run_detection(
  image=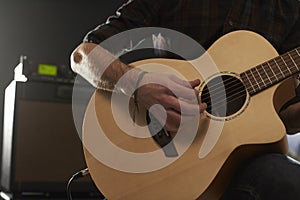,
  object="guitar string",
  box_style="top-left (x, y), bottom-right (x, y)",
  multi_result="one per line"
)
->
top-left (202, 67), bottom-right (299, 114)
top-left (201, 79), bottom-right (243, 105)
top-left (205, 89), bottom-right (247, 112)
top-left (201, 65), bottom-right (299, 111)
top-left (200, 55), bottom-right (299, 102)
top-left (200, 50), bottom-right (299, 99)
top-left (198, 54), bottom-right (298, 108)
top-left (200, 77), bottom-right (240, 99)
top-left (204, 51), bottom-right (299, 111)
top-left (200, 68), bottom-right (298, 108)
top-left (200, 61), bottom-right (297, 103)
top-left (244, 55), bottom-right (299, 93)
top-left (201, 49), bottom-right (300, 114)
